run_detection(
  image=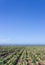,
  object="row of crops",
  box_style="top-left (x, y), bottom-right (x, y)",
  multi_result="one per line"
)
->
top-left (0, 46), bottom-right (45, 65)
top-left (0, 46), bottom-right (24, 65)
top-left (26, 46), bottom-right (45, 65)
